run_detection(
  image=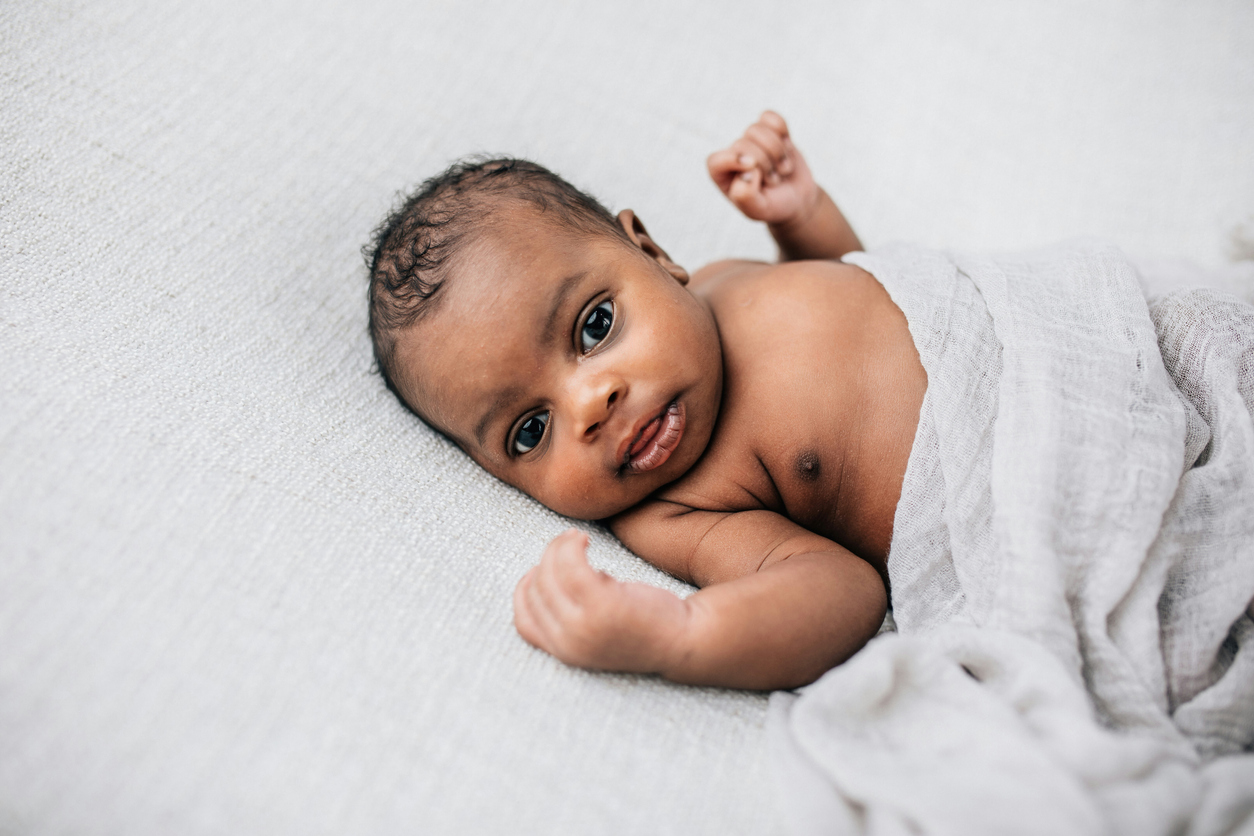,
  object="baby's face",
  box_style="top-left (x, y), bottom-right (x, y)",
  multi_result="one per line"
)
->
top-left (394, 207), bottom-right (723, 520)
